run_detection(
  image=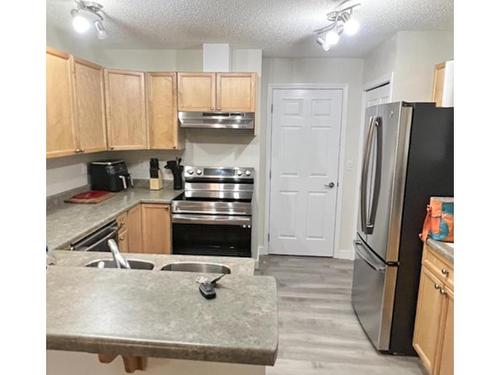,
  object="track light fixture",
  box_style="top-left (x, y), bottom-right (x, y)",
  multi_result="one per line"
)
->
top-left (70, 0), bottom-right (108, 39)
top-left (314, 0), bottom-right (361, 52)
